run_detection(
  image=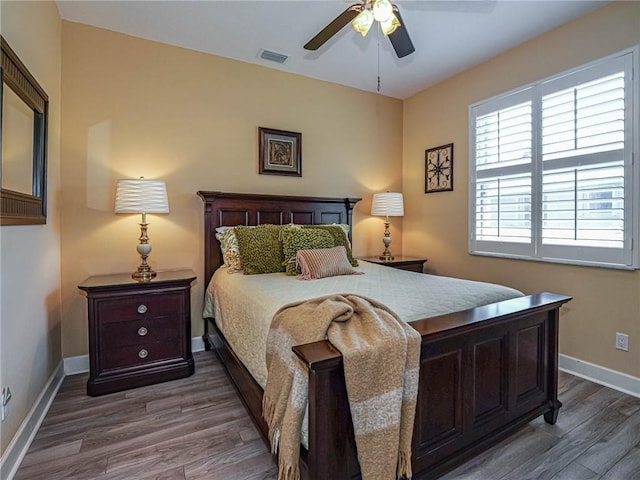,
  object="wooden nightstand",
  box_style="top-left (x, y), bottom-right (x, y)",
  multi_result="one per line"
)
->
top-left (359, 256), bottom-right (427, 273)
top-left (78, 269), bottom-right (197, 396)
